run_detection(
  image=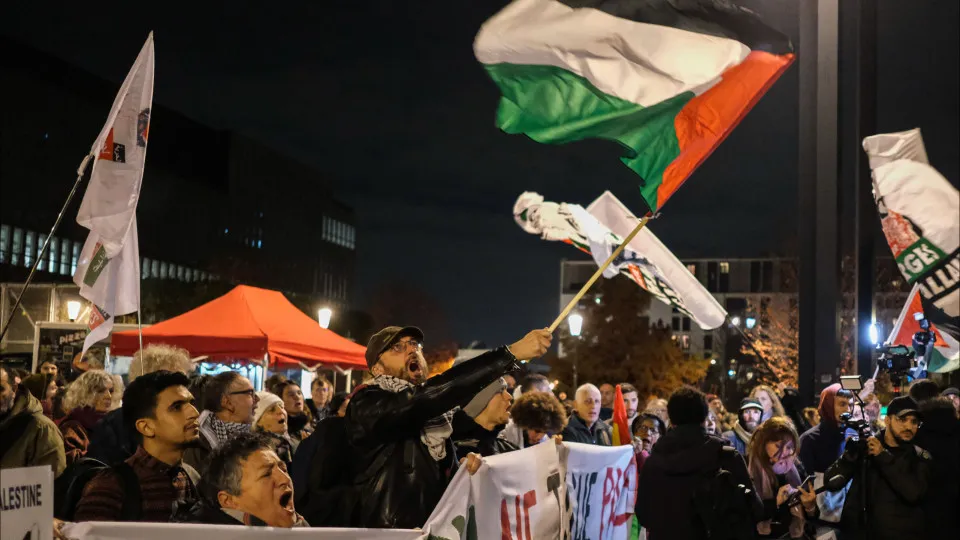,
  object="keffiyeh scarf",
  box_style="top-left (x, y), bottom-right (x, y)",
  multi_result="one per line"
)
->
top-left (209, 414), bottom-right (251, 447)
top-left (367, 375), bottom-right (455, 461)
